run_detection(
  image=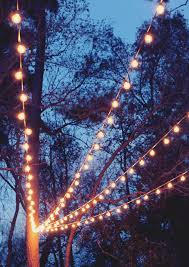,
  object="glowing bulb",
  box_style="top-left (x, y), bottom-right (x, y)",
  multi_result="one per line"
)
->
top-left (83, 163), bottom-right (89, 170)
top-left (180, 175), bottom-right (186, 182)
top-left (24, 165), bottom-right (30, 172)
top-left (130, 59), bottom-right (139, 69)
top-left (77, 222), bottom-right (81, 226)
top-left (93, 199), bottom-right (97, 205)
top-left (17, 44), bottom-right (26, 54)
top-left (19, 93), bottom-right (28, 102)
top-left (110, 182), bottom-right (116, 188)
top-left (65, 225), bottom-right (68, 229)
top-left (22, 143), bottom-right (29, 151)
top-left (11, 12), bottom-right (22, 24)
top-left (106, 211), bottom-right (111, 217)
top-left (123, 204), bottom-right (128, 209)
top-left (74, 211), bottom-right (78, 216)
top-left (112, 100), bottom-right (119, 108)
top-left (26, 154), bottom-right (32, 162)
top-left (75, 180), bottom-right (79, 186)
top-left (75, 173), bottom-right (80, 179)
top-left (27, 196), bottom-right (32, 201)
top-left (17, 112), bottom-right (25, 120)
top-left (163, 138), bottom-right (170, 145)
top-left (144, 195), bottom-right (149, 201)
top-left (28, 189), bottom-right (33, 195)
top-left (86, 204), bottom-right (90, 209)
top-left (99, 194), bottom-right (104, 200)
top-left (123, 81), bottom-right (131, 91)
top-left (144, 33), bottom-right (153, 44)
top-left (139, 159), bottom-right (145, 166)
top-left (87, 154), bottom-right (93, 161)
top-left (167, 182), bottom-right (173, 189)
top-left (136, 199), bottom-right (141, 205)
top-left (69, 214), bottom-right (73, 219)
top-left (68, 187), bottom-right (74, 193)
top-left (26, 182), bottom-right (31, 189)
top-left (173, 125), bottom-right (180, 133)
top-left (25, 128), bottom-right (32, 136)
top-left (156, 189), bottom-right (161, 195)
top-left (129, 168), bottom-right (135, 175)
top-left (72, 224), bottom-right (76, 228)
top-left (64, 216), bottom-right (68, 221)
top-left (91, 217), bottom-right (95, 222)
top-left (15, 70), bottom-right (23, 80)
top-left (156, 4), bottom-right (165, 15)
top-left (99, 215), bottom-right (103, 220)
top-left (107, 116), bottom-right (114, 125)
top-left (28, 174), bottom-right (33, 181)
top-left (116, 208), bottom-right (121, 213)
top-left (149, 149), bottom-right (156, 157)
top-left (97, 131), bottom-right (105, 139)
top-left (93, 144), bottom-right (100, 151)
top-left (120, 175), bottom-right (126, 182)
top-left (85, 220), bottom-right (89, 225)
top-left (65, 193), bottom-right (71, 199)
top-left (105, 189), bottom-right (110, 195)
